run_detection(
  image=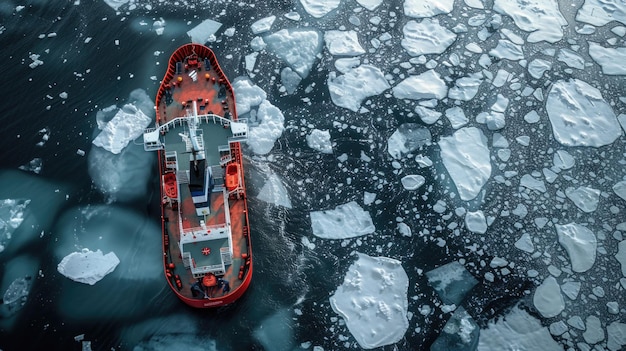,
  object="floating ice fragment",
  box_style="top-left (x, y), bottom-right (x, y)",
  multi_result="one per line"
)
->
top-left (306, 129), bottom-right (333, 154)
top-left (324, 30), bottom-right (365, 56)
top-left (247, 100), bottom-right (285, 155)
top-left (18, 158), bottom-right (42, 174)
top-left (232, 77), bottom-right (267, 115)
top-left (557, 49), bottom-right (585, 69)
top-left (583, 316), bottom-right (604, 344)
top-left (515, 233), bottom-right (534, 253)
top-left (426, 261), bottom-right (478, 305)
top-left (565, 186), bottom-right (600, 212)
top-left (553, 150), bottom-right (575, 170)
top-left (533, 276), bottom-right (564, 318)
top-left (257, 174), bottom-right (292, 209)
top-left (329, 253), bottom-right (409, 349)
top-left (401, 175), bottom-right (425, 190)
top-left (0, 199), bottom-right (31, 253)
top-left (186, 19), bottom-right (222, 44)
top-left (561, 281), bottom-right (581, 300)
top-left (415, 106), bottom-right (442, 124)
top-left (401, 18), bottom-right (457, 56)
top-left (607, 321), bottom-right (626, 351)
top-left (387, 123), bottom-right (431, 159)
top-left (328, 65), bottom-right (390, 112)
top-left (431, 307), bottom-right (479, 351)
top-left (356, 0), bottom-right (383, 11)
top-left (92, 103), bottom-right (152, 155)
top-left (397, 222), bottom-right (411, 237)
top-left (546, 79), bottom-right (622, 147)
top-left (616, 241), bottom-right (626, 276)
top-left (494, 0), bottom-right (566, 43)
top-left (615, 181), bottom-right (626, 201)
top-left (489, 40), bottom-right (524, 61)
top-left (576, 0), bottom-right (626, 27)
top-left (556, 223), bottom-right (597, 273)
top-left (465, 211), bottom-right (487, 234)
top-left (264, 29), bottom-right (322, 79)
top-left (251, 15), bottom-right (276, 35)
top-left (392, 70), bottom-right (448, 100)
top-left (589, 42), bottom-right (626, 75)
top-left (57, 249), bottom-right (120, 285)
top-left (310, 201), bottom-right (375, 239)
top-left (527, 59), bottom-right (552, 79)
top-left (439, 127), bottom-right (491, 201)
top-left (403, 0), bottom-right (454, 18)
top-left (448, 73), bottom-right (483, 101)
top-left (520, 174), bottom-right (546, 193)
top-left (280, 67), bottom-right (302, 94)
top-left (103, 0), bottom-right (130, 11)
top-left (299, 0), bottom-right (340, 18)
